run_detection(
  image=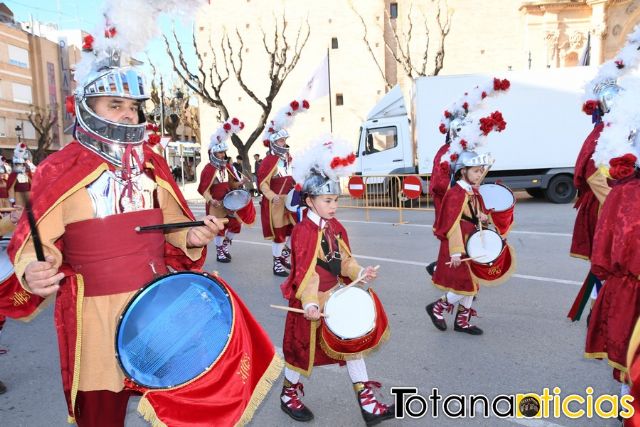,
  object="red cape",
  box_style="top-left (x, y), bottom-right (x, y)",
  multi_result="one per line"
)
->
top-left (429, 142), bottom-right (451, 220)
top-left (6, 141), bottom-right (207, 420)
top-left (571, 123), bottom-right (605, 260)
